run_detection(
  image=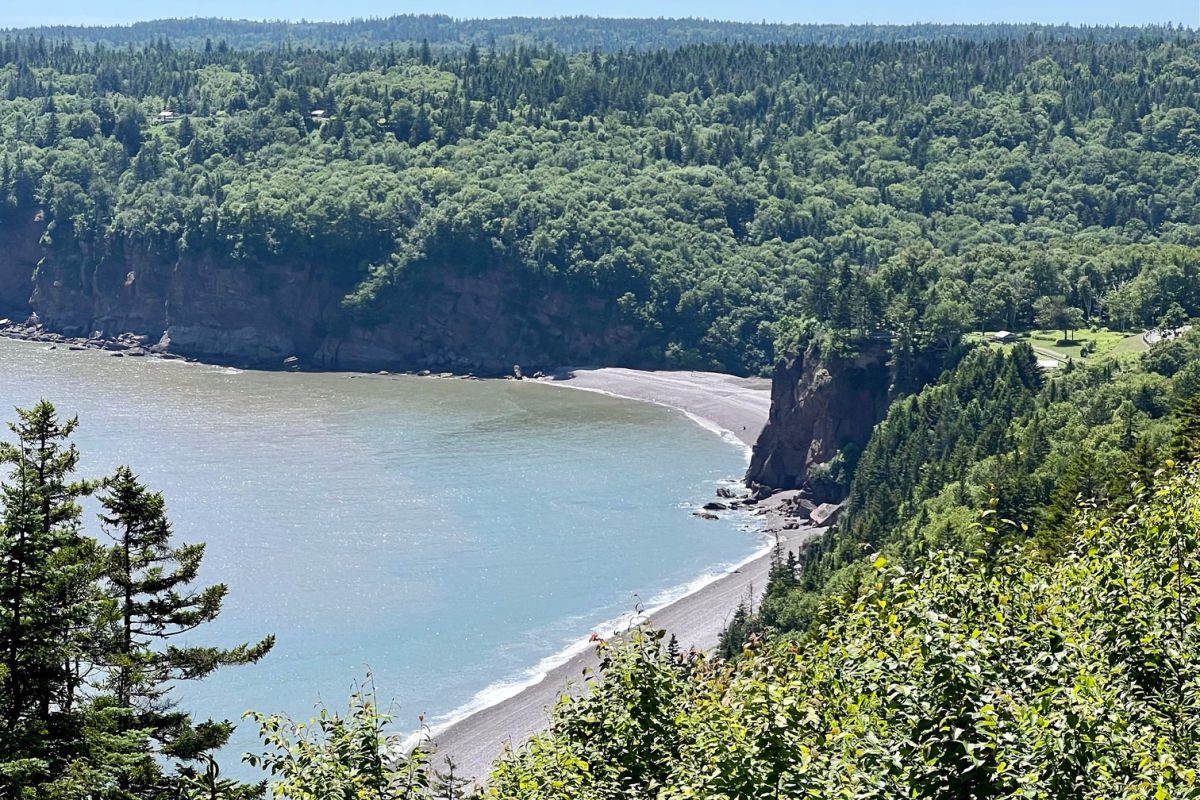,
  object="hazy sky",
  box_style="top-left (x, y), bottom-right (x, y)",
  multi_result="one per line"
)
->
top-left (1, 0), bottom-right (1195, 28)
